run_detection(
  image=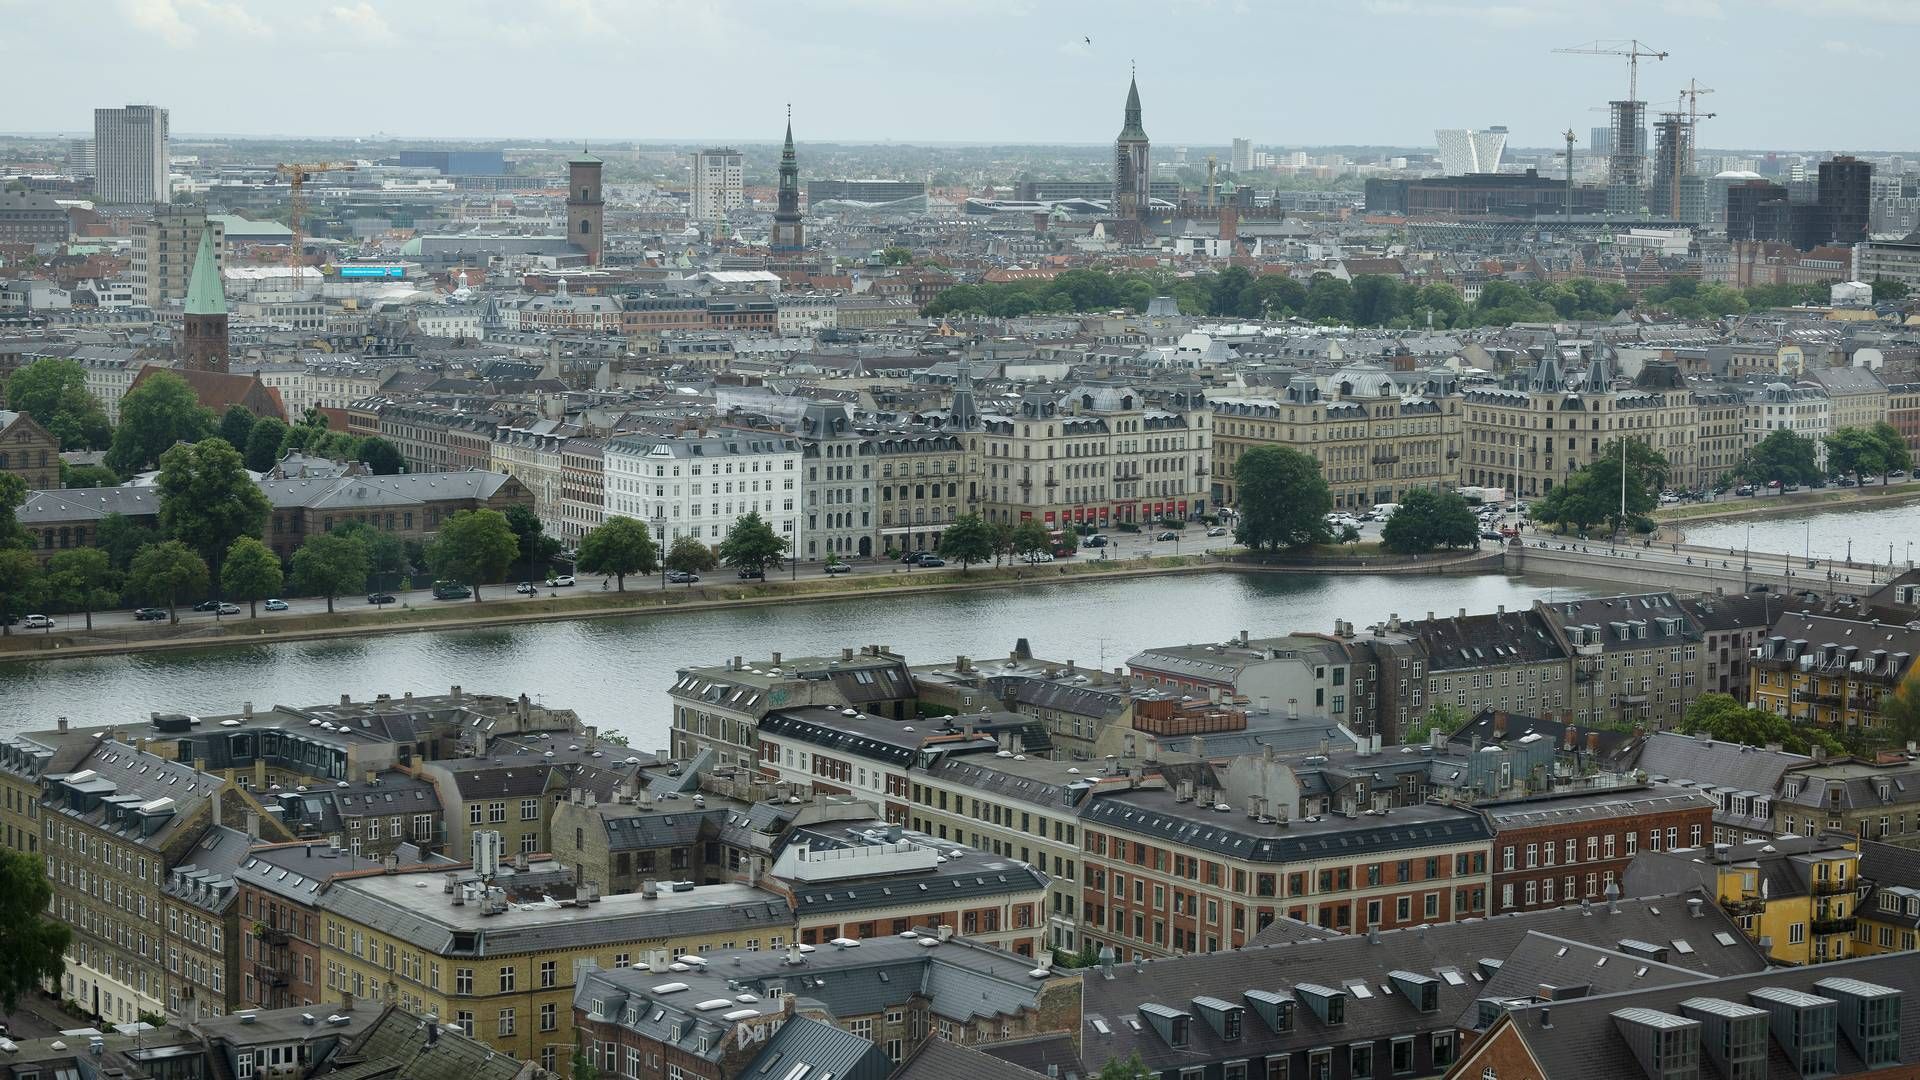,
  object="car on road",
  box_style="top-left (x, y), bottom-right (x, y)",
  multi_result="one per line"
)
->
top-left (133, 607), bottom-right (168, 621)
top-left (914, 554), bottom-right (946, 567)
top-left (516, 582), bottom-right (538, 595)
top-left (192, 599), bottom-right (222, 612)
top-left (367, 592), bottom-right (397, 605)
top-left (431, 581), bottom-right (471, 600)
top-left (1085, 534), bottom-right (1108, 547)
top-left (1481, 530), bottom-right (1504, 541)
top-left (1206, 526), bottom-right (1229, 537)
top-left (1892, 469), bottom-right (1909, 478)
top-left (736, 568), bottom-right (765, 580)
top-left (217, 602), bottom-right (241, 616)
top-left (825, 561), bottom-right (852, 575)
top-left (264, 598), bottom-right (288, 612)
top-left (666, 570), bottom-right (702, 583)
top-left (23, 614), bottom-right (54, 629)
top-left (1021, 551), bottom-right (1054, 564)
top-left (1735, 485), bottom-right (1755, 496)
top-left (1155, 531), bottom-right (1179, 541)
top-left (547, 575), bottom-right (576, 587)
